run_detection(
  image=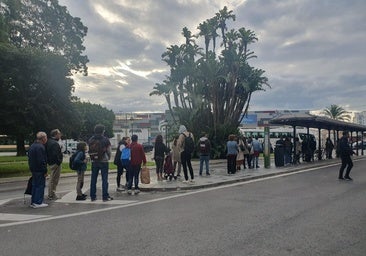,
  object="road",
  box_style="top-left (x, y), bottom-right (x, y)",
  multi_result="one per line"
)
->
top-left (1, 159), bottom-right (366, 256)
